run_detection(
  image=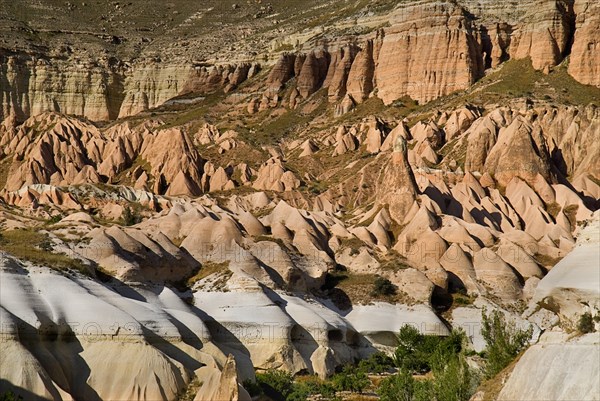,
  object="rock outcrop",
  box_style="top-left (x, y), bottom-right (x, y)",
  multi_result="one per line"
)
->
top-left (374, 2), bottom-right (484, 104)
top-left (509, 0), bottom-right (574, 72)
top-left (377, 136), bottom-right (418, 223)
top-left (569, 0), bottom-right (600, 86)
